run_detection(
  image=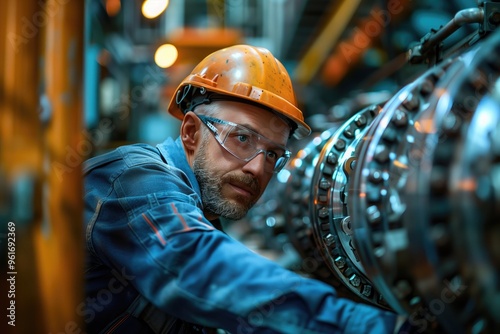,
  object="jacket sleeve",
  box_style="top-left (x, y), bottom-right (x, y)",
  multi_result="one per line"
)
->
top-left (89, 161), bottom-right (398, 334)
